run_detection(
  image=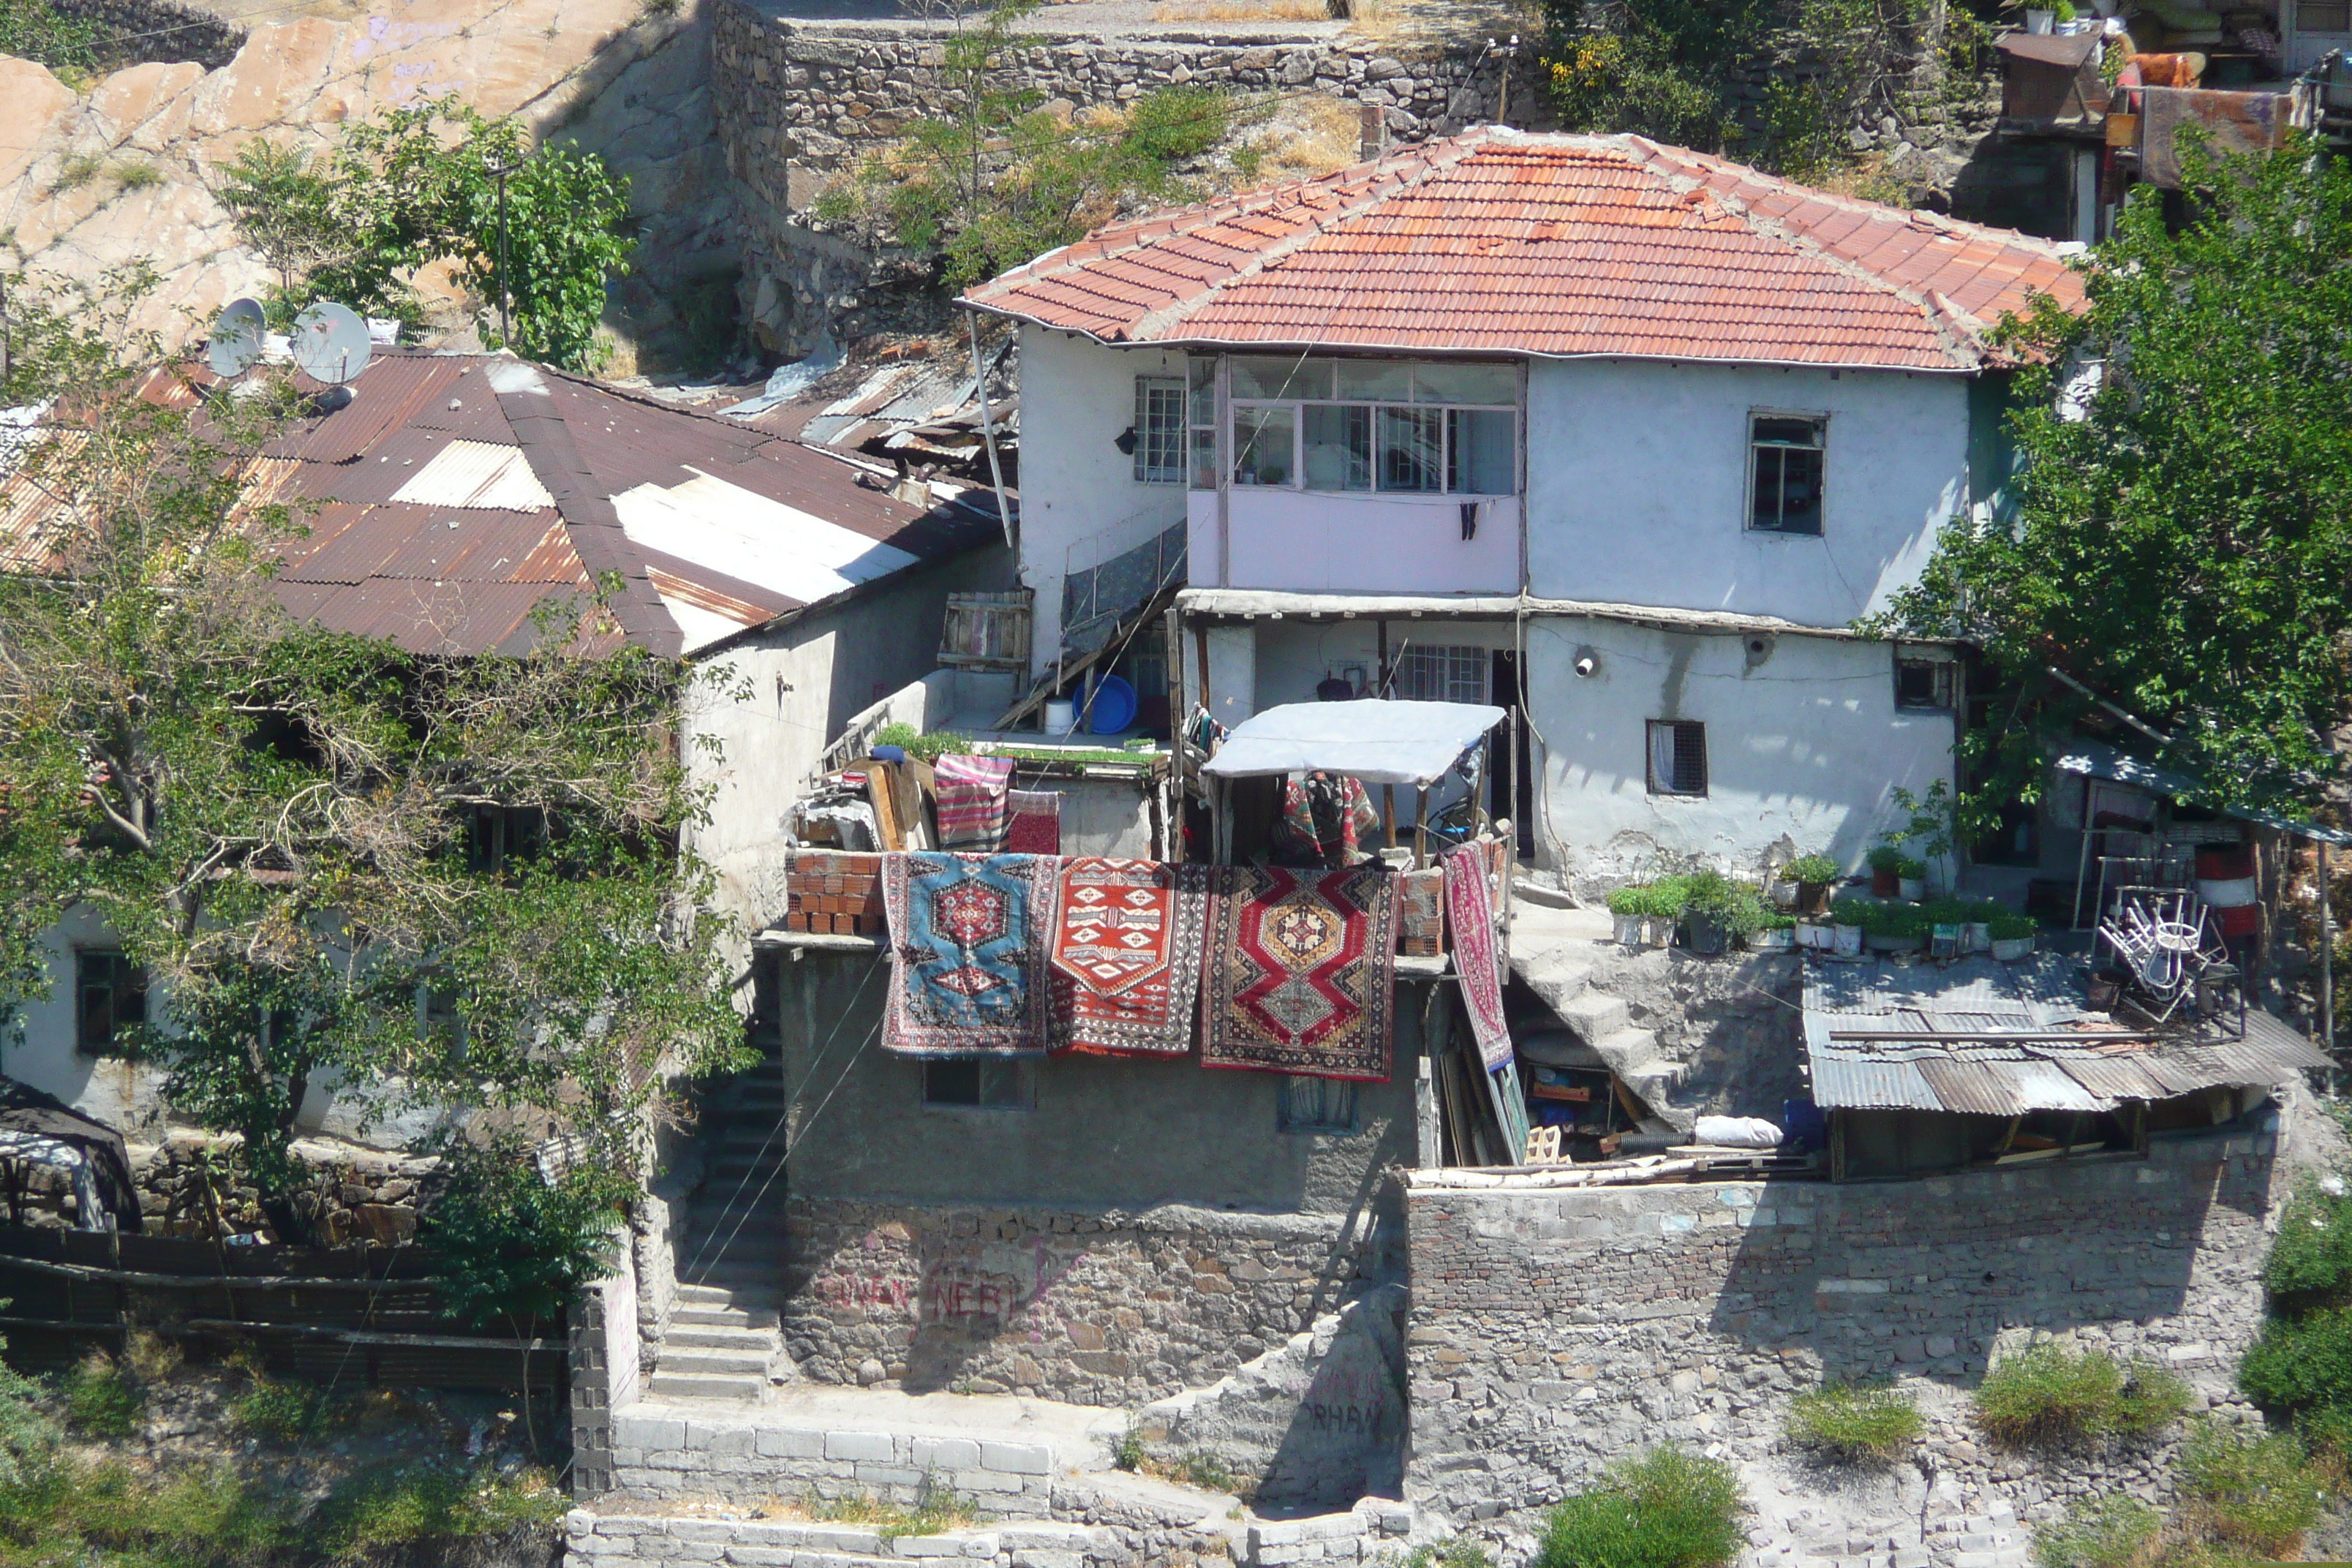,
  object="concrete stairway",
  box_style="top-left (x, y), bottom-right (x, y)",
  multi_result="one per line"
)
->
top-left (1507, 897), bottom-right (1692, 1130)
top-left (651, 1027), bottom-right (794, 1402)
